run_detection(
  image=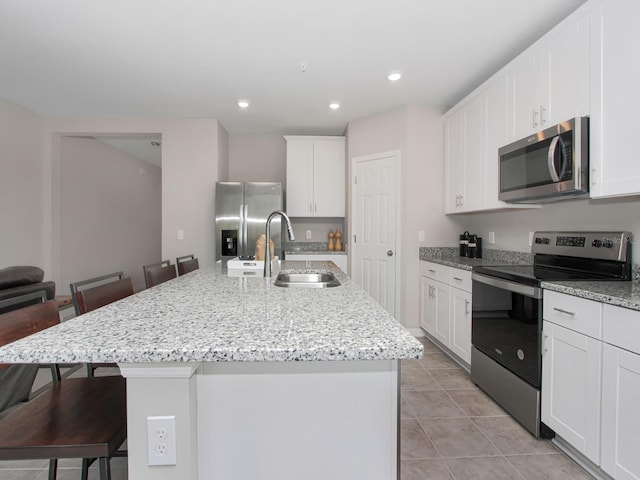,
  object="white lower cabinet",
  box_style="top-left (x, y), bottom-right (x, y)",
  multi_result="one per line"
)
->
top-left (432, 280), bottom-right (451, 347)
top-left (542, 291), bottom-right (602, 464)
top-left (601, 304), bottom-right (640, 480)
top-left (450, 287), bottom-right (471, 363)
top-left (419, 261), bottom-right (471, 365)
top-left (541, 321), bottom-right (602, 463)
top-left (542, 291), bottom-right (640, 479)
